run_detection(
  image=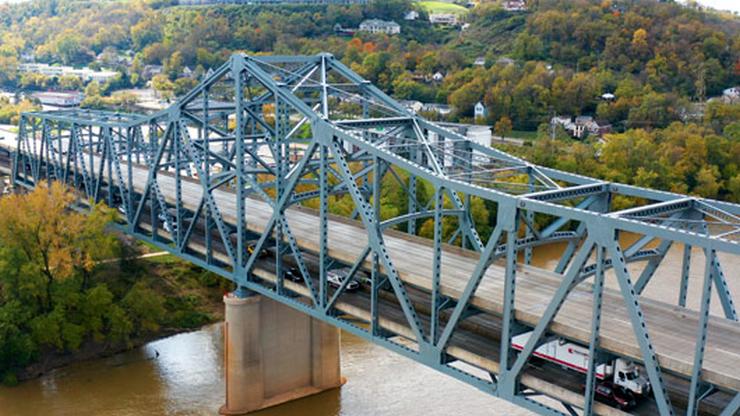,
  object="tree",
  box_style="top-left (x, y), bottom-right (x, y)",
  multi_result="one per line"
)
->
top-left (512, 32), bottom-right (544, 61)
top-left (52, 30), bottom-right (91, 65)
top-left (0, 182), bottom-right (117, 311)
top-left (59, 75), bottom-right (82, 91)
top-left (694, 165), bottom-right (721, 198)
top-left (630, 28), bottom-right (649, 58)
top-left (84, 81), bottom-right (102, 98)
top-left (0, 183), bottom-right (128, 381)
top-left (122, 282), bottom-right (165, 335)
top-left (494, 116), bottom-right (513, 139)
top-left (0, 99), bottom-right (38, 124)
top-left (0, 55), bottom-right (18, 85)
top-left (164, 51), bottom-right (184, 80)
top-left (151, 74), bottom-right (175, 100)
